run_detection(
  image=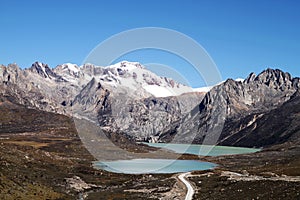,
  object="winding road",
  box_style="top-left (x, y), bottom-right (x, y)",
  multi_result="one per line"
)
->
top-left (178, 172), bottom-right (194, 200)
